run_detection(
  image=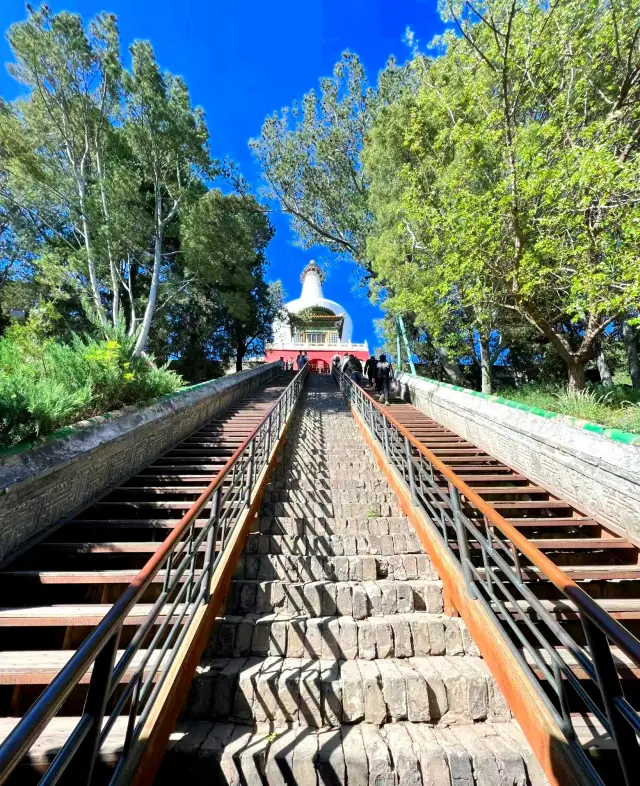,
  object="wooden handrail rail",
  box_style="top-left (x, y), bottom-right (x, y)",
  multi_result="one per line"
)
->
top-left (352, 376), bottom-right (640, 667)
